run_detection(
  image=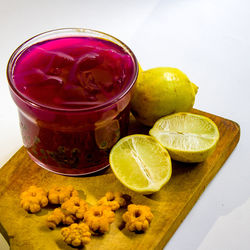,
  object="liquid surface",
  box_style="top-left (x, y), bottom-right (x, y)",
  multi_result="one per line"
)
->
top-left (12, 37), bottom-right (135, 109)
